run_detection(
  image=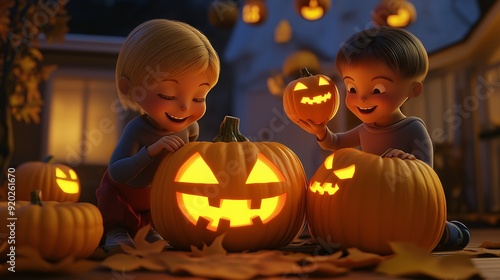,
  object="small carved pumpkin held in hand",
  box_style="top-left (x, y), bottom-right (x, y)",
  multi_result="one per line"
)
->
top-left (307, 148), bottom-right (446, 255)
top-left (283, 67), bottom-right (340, 125)
top-left (151, 116), bottom-right (307, 252)
top-left (16, 156), bottom-right (80, 202)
